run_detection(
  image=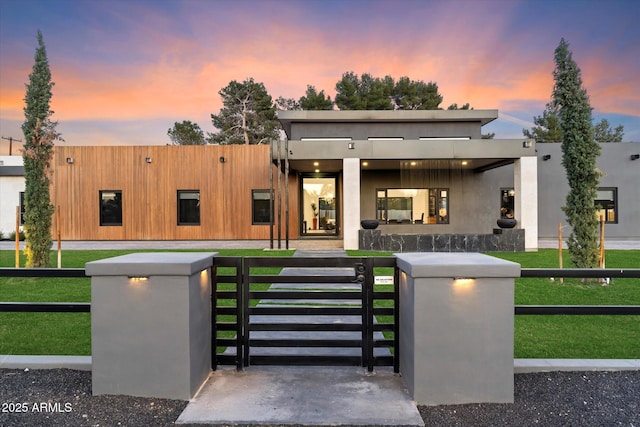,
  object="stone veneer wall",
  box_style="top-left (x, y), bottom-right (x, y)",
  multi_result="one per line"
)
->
top-left (359, 229), bottom-right (525, 252)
